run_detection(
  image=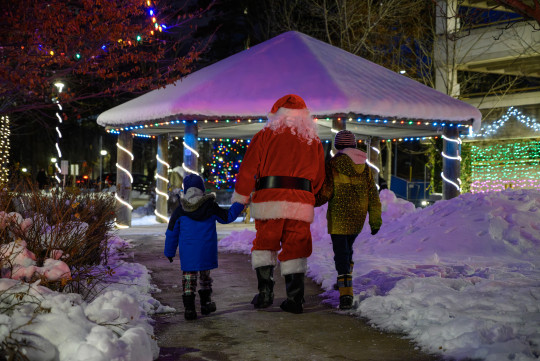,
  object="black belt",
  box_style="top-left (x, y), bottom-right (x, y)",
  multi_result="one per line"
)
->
top-left (255, 176), bottom-right (312, 192)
